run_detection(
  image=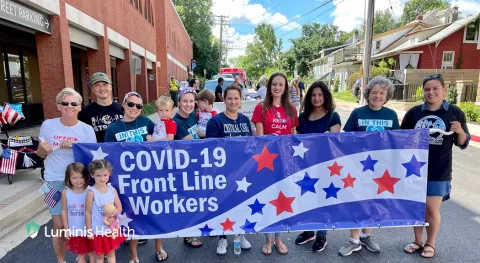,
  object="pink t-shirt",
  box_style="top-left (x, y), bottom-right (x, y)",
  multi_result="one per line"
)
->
top-left (251, 103), bottom-right (298, 135)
